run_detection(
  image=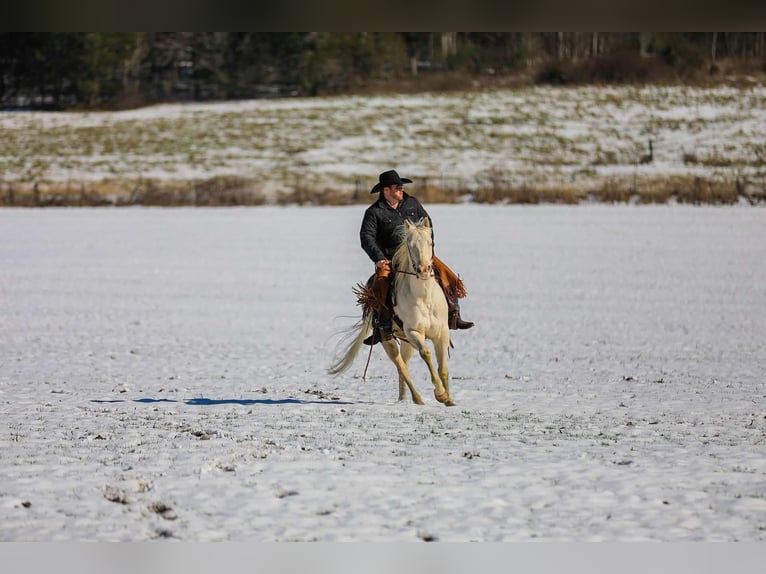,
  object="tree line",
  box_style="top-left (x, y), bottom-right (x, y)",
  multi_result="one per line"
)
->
top-left (1, 32), bottom-right (765, 109)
